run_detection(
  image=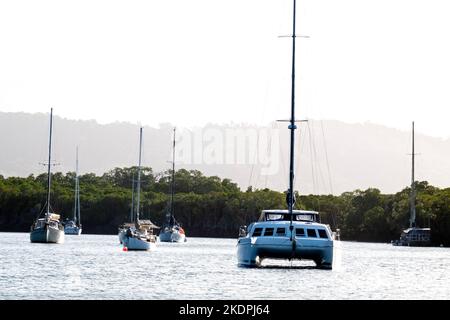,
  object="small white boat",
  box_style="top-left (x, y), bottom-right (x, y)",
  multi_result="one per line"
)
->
top-left (118, 127), bottom-right (159, 250)
top-left (159, 128), bottom-right (187, 243)
top-left (121, 220), bottom-right (158, 251)
top-left (159, 224), bottom-right (186, 243)
top-left (237, 210), bottom-right (333, 268)
top-left (64, 147), bottom-right (82, 235)
top-left (237, 0), bottom-right (335, 268)
top-left (30, 108), bottom-right (65, 244)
